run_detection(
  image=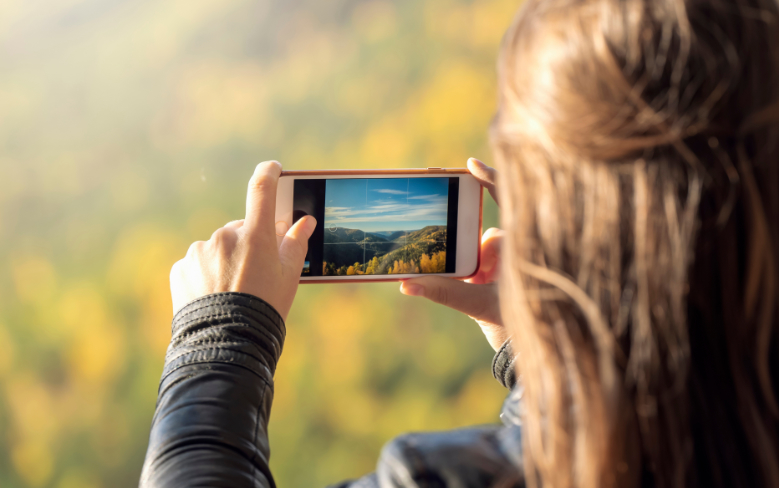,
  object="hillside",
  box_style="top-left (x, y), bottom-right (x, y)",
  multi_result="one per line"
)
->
top-left (373, 226), bottom-right (447, 274)
top-left (405, 226), bottom-right (446, 242)
top-left (322, 225), bottom-right (447, 275)
top-left (324, 227), bottom-right (371, 243)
